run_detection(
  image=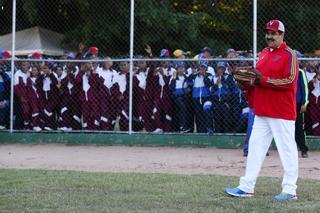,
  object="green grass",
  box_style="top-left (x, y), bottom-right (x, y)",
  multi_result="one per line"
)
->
top-left (0, 169), bottom-right (319, 212)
